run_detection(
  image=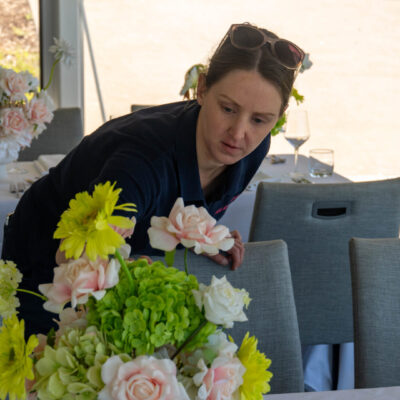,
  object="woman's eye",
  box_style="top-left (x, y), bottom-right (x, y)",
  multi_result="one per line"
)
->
top-left (222, 105), bottom-right (234, 113)
top-left (253, 117), bottom-right (266, 124)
